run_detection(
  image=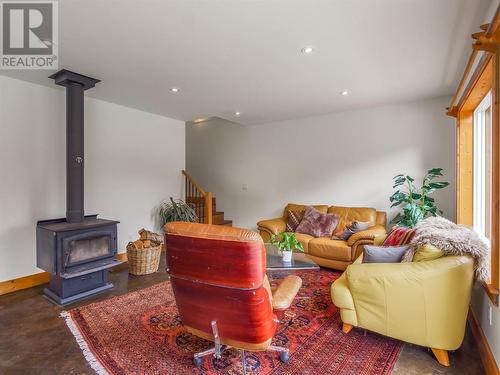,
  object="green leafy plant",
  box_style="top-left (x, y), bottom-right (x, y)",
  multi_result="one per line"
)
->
top-left (390, 168), bottom-right (449, 228)
top-left (157, 197), bottom-right (198, 227)
top-left (270, 232), bottom-right (304, 253)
